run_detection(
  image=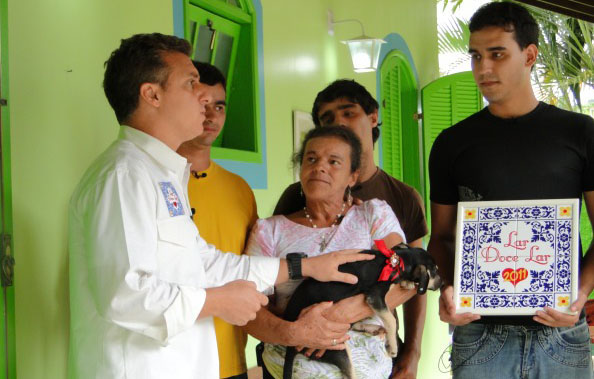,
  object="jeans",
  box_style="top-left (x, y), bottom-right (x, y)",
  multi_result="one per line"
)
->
top-left (451, 317), bottom-right (593, 379)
